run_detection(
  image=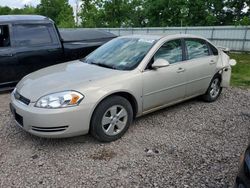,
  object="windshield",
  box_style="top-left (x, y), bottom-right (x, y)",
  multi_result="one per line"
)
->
top-left (83, 37), bottom-right (157, 70)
